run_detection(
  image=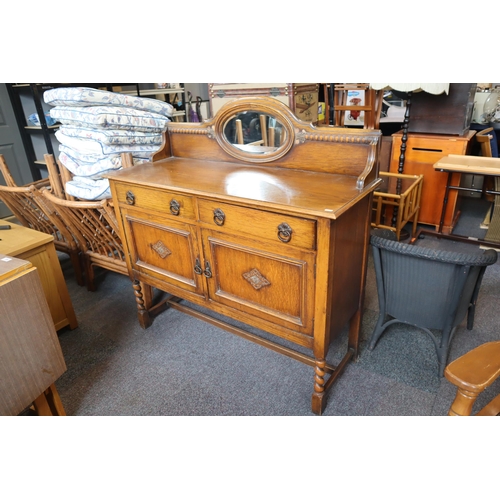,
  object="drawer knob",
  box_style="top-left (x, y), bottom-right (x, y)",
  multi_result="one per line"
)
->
top-left (277, 222), bottom-right (293, 243)
top-left (126, 190), bottom-right (135, 205)
top-left (170, 199), bottom-right (180, 216)
top-left (213, 208), bottom-right (225, 226)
